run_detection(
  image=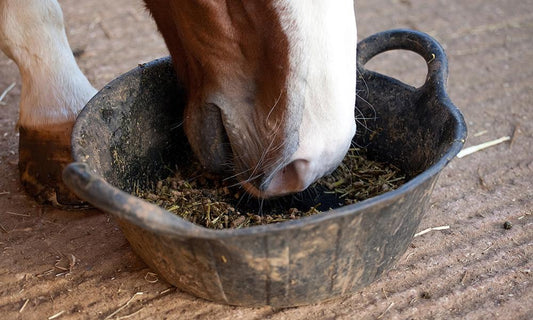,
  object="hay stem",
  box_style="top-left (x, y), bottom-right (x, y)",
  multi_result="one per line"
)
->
top-left (414, 225), bottom-right (450, 237)
top-left (104, 292), bottom-right (144, 320)
top-left (48, 310), bottom-right (65, 320)
top-left (457, 136), bottom-right (510, 158)
top-left (0, 82), bottom-right (16, 105)
top-left (137, 148), bottom-right (406, 229)
top-left (19, 299), bottom-right (29, 313)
